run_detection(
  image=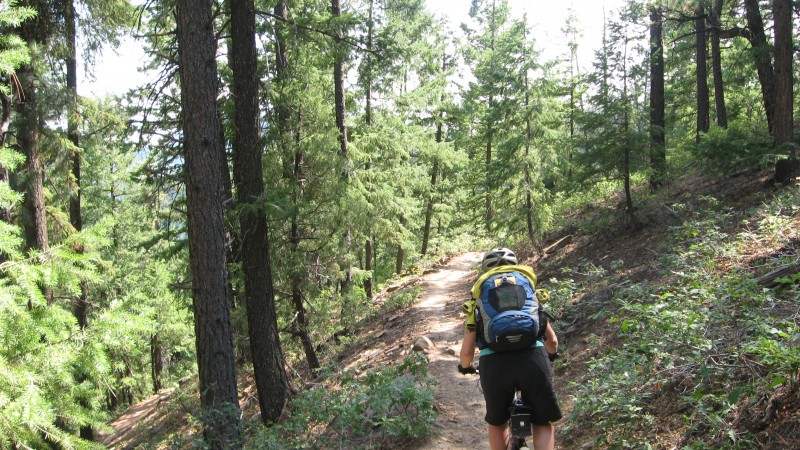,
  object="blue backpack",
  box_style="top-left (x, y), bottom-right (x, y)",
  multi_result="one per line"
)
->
top-left (474, 271), bottom-right (541, 352)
